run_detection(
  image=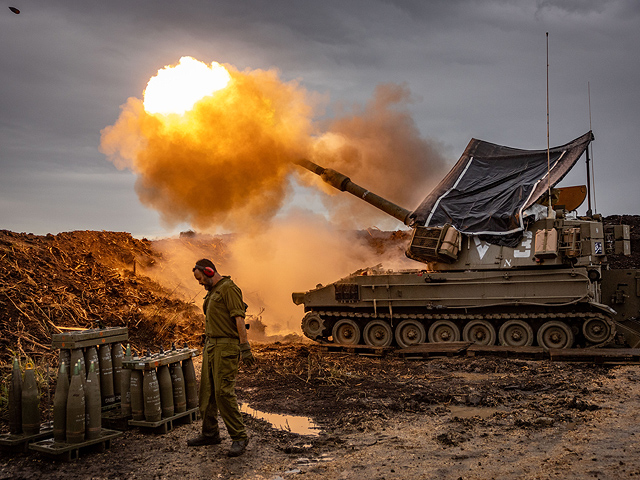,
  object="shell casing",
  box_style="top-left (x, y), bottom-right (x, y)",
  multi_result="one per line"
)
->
top-left (157, 365), bottom-right (174, 418)
top-left (170, 363), bottom-right (187, 414)
top-left (53, 361), bottom-right (69, 442)
top-left (130, 370), bottom-right (144, 421)
top-left (21, 365), bottom-right (40, 436)
top-left (142, 369), bottom-right (162, 422)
